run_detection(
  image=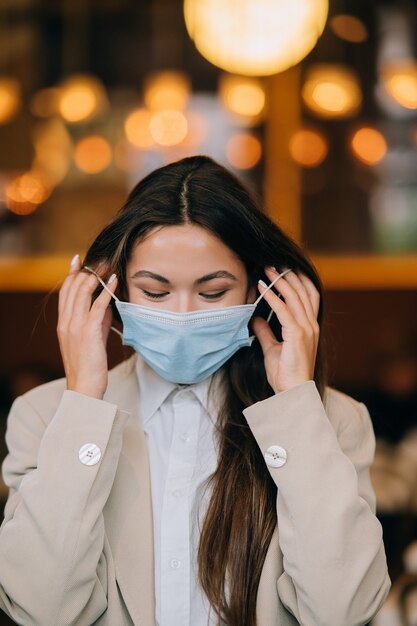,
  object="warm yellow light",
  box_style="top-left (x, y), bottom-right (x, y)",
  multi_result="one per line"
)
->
top-left (144, 71), bottom-right (191, 111)
top-left (351, 127), bottom-right (387, 166)
top-left (30, 87), bottom-right (61, 118)
top-left (382, 62), bottom-right (417, 110)
top-left (6, 170), bottom-right (52, 215)
top-left (289, 129), bottom-right (328, 167)
top-left (74, 135), bottom-right (112, 174)
top-left (124, 108), bottom-right (155, 148)
top-left (219, 74), bottom-right (265, 121)
top-left (149, 110), bottom-right (188, 147)
top-left (181, 111), bottom-right (208, 147)
top-left (226, 133), bottom-right (262, 169)
top-left (58, 74), bottom-right (107, 123)
top-left (302, 64), bottom-right (362, 118)
top-left (0, 77), bottom-right (21, 124)
top-left (31, 119), bottom-right (72, 185)
top-left (184, 0), bottom-right (329, 76)
top-left (330, 15), bottom-right (368, 43)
